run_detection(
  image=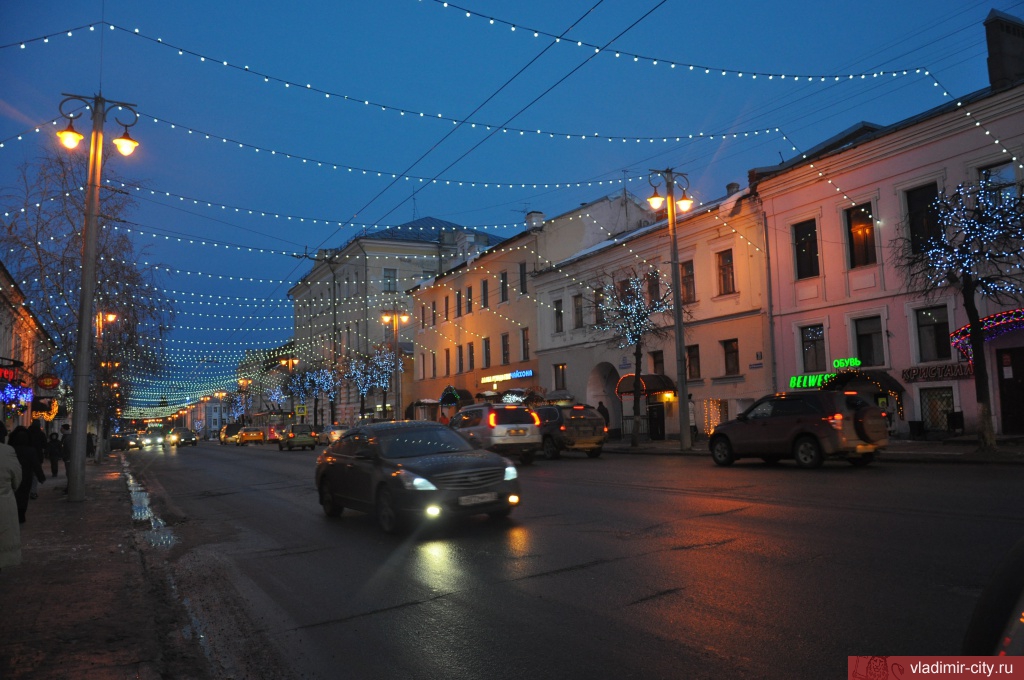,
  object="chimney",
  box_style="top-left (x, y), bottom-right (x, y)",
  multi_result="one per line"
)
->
top-left (726, 182), bottom-right (740, 196)
top-left (985, 10), bottom-right (1024, 90)
top-left (525, 211), bottom-right (545, 230)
